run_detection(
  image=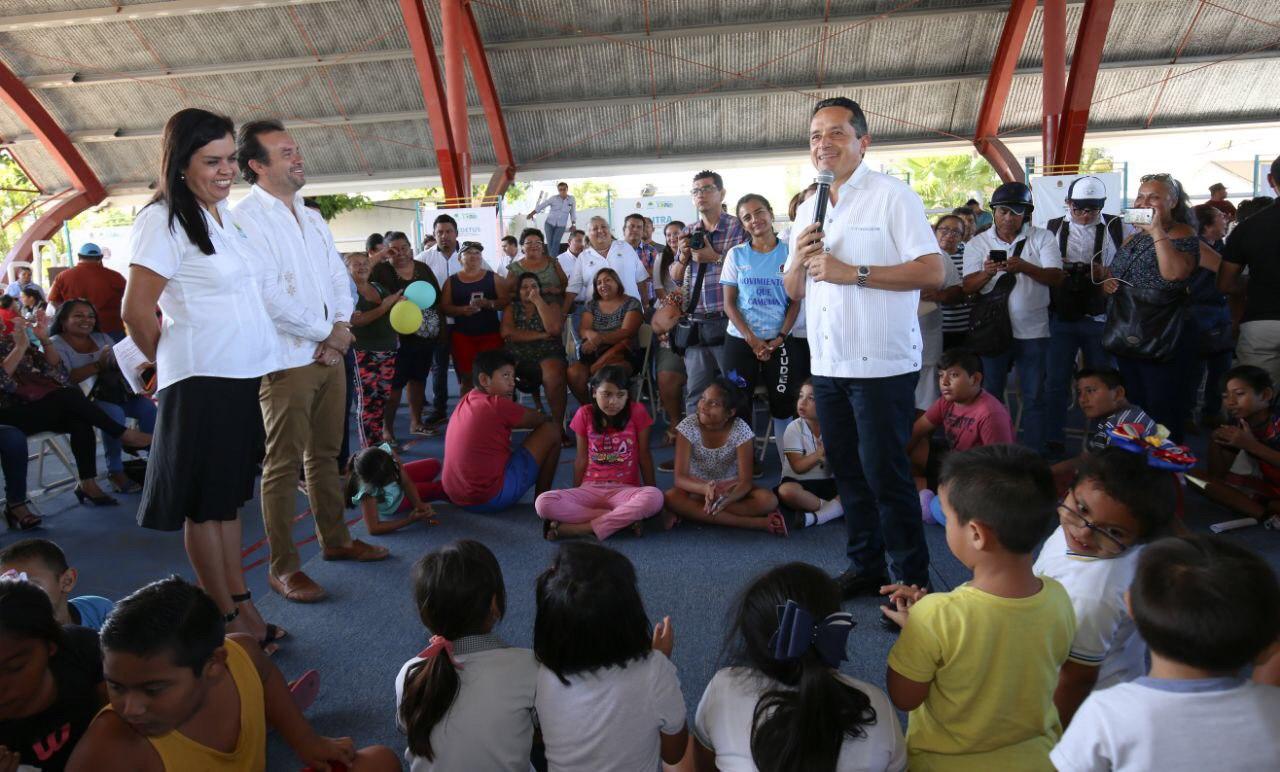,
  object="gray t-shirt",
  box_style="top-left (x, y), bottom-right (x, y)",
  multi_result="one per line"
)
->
top-left (50, 332), bottom-right (113, 372)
